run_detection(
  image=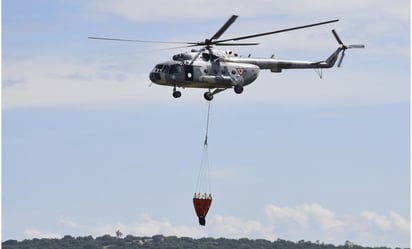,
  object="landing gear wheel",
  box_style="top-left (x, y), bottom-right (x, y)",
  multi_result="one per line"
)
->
top-left (172, 91), bottom-right (182, 98)
top-left (204, 92), bottom-right (214, 101)
top-left (234, 85), bottom-right (244, 94)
